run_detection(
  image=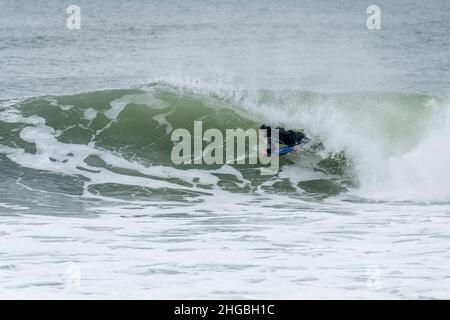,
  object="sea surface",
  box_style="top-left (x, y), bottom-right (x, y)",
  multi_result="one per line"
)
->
top-left (1, 0), bottom-right (450, 298)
